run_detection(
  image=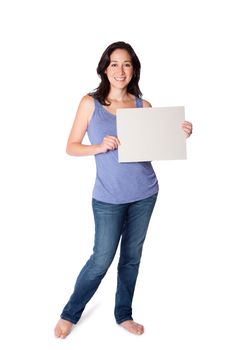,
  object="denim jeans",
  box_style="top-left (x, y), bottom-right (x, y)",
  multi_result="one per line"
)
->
top-left (60, 193), bottom-right (158, 324)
